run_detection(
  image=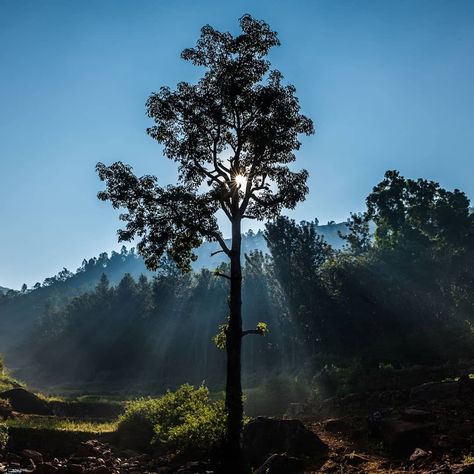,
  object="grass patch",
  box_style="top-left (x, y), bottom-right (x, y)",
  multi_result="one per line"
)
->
top-left (6, 417), bottom-right (117, 433)
top-left (0, 355), bottom-right (26, 392)
top-left (463, 454), bottom-right (474, 464)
